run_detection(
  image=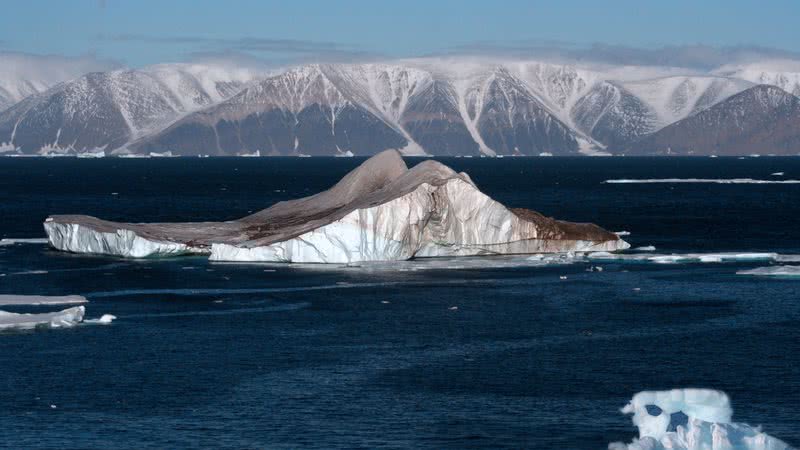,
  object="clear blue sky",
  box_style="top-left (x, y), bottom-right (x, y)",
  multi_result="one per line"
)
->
top-left (1, 0), bottom-right (798, 67)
